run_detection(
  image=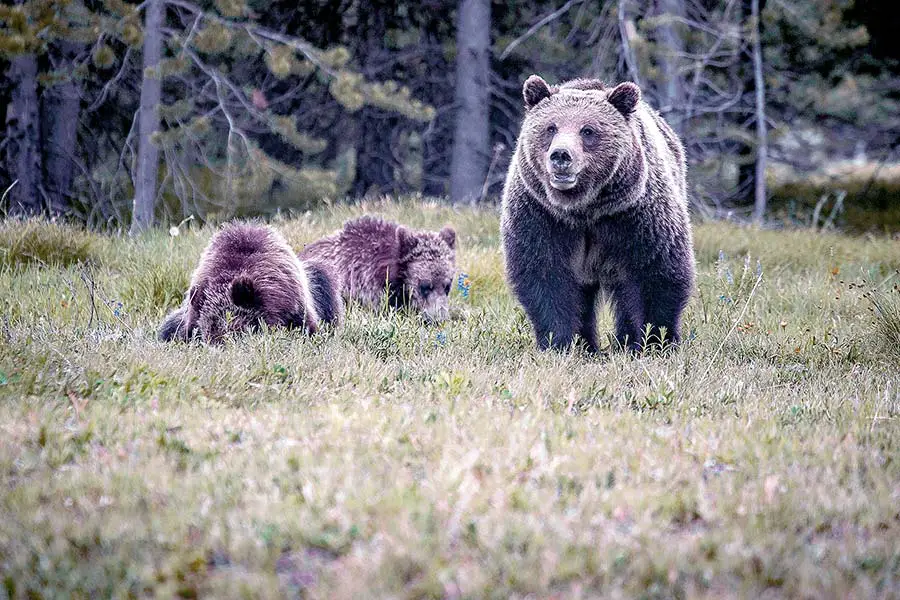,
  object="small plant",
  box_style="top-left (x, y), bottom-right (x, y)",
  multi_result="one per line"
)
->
top-left (456, 272), bottom-right (471, 299)
top-left (715, 250), bottom-right (763, 306)
top-left (861, 275), bottom-right (900, 363)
